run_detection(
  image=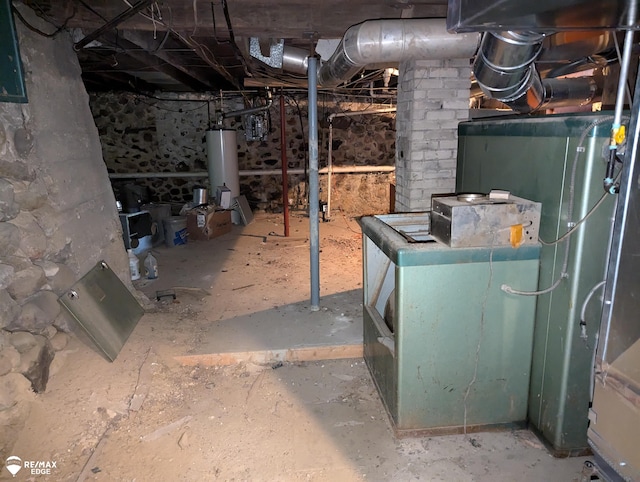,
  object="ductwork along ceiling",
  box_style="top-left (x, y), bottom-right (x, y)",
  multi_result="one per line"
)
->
top-left (21, 0), bottom-right (639, 111)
